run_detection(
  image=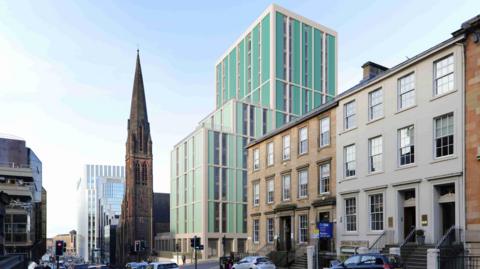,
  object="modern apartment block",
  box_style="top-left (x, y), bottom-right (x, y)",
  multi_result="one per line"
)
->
top-left (335, 34), bottom-right (466, 256)
top-left (0, 135), bottom-right (46, 262)
top-left (170, 4), bottom-right (337, 259)
top-left (246, 101), bottom-right (337, 256)
top-left (76, 164), bottom-right (125, 262)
